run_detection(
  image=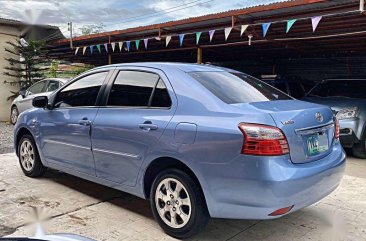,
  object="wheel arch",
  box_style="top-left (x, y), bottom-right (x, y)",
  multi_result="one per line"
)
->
top-left (15, 127), bottom-right (33, 156)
